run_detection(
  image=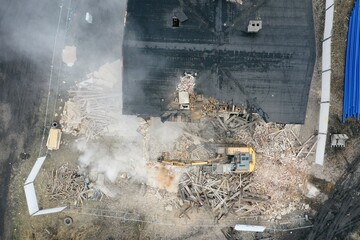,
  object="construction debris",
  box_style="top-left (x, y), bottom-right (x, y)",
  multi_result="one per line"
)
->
top-left (164, 116), bottom-right (318, 219)
top-left (178, 169), bottom-right (269, 221)
top-left (177, 72), bottom-right (196, 93)
top-left (46, 164), bottom-right (104, 205)
top-left (60, 60), bottom-right (122, 140)
top-left (57, 60), bottom-right (317, 222)
top-left (232, 120), bottom-right (318, 161)
top-left (229, 121), bottom-right (317, 217)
